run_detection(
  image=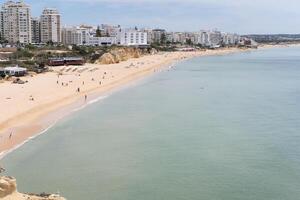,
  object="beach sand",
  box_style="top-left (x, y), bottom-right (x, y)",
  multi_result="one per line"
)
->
top-left (0, 48), bottom-right (247, 158)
